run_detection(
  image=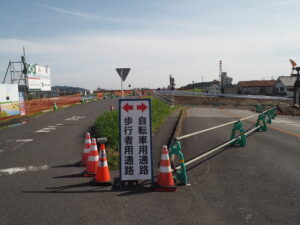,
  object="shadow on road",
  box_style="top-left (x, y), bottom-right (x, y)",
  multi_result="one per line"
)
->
top-left (51, 163), bottom-right (78, 168)
top-left (52, 173), bottom-right (84, 178)
top-left (21, 181), bottom-right (112, 194)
